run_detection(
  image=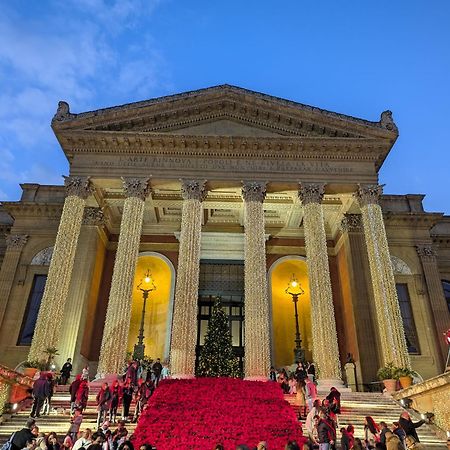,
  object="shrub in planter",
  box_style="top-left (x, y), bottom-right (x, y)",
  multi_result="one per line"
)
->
top-left (394, 367), bottom-right (417, 389)
top-left (377, 362), bottom-right (398, 392)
